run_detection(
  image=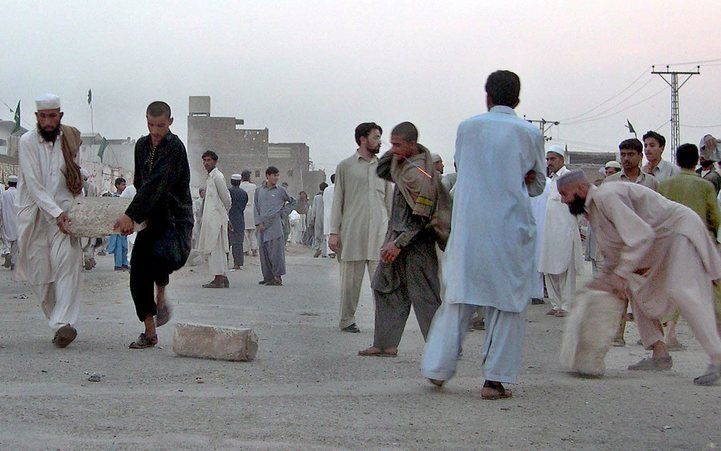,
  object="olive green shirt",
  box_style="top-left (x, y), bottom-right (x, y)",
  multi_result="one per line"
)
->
top-left (659, 170), bottom-right (720, 238)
